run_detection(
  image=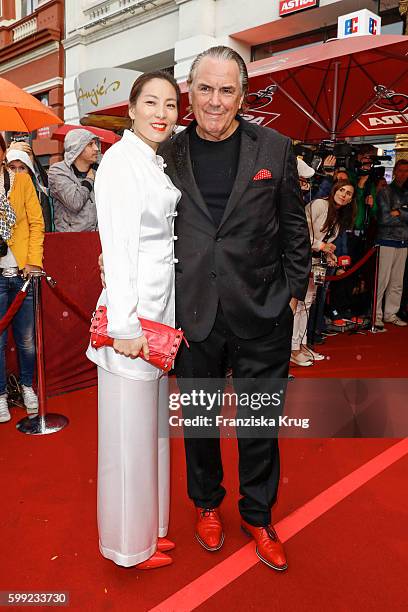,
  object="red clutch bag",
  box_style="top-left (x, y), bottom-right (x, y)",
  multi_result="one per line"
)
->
top-left (89, 305), bottom-right (188, 373)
